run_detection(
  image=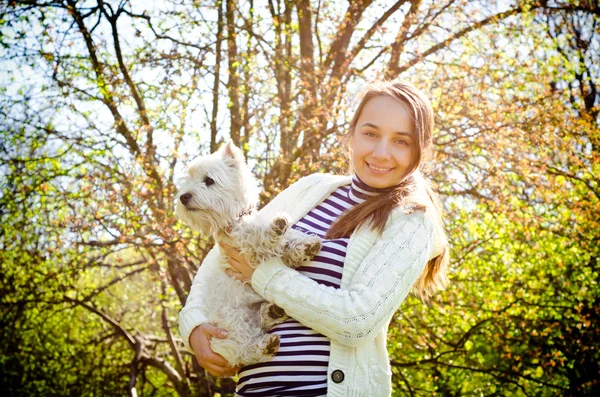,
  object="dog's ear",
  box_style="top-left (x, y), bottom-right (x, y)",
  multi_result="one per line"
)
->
top-left (221, 139), bottom-right (245, 167)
